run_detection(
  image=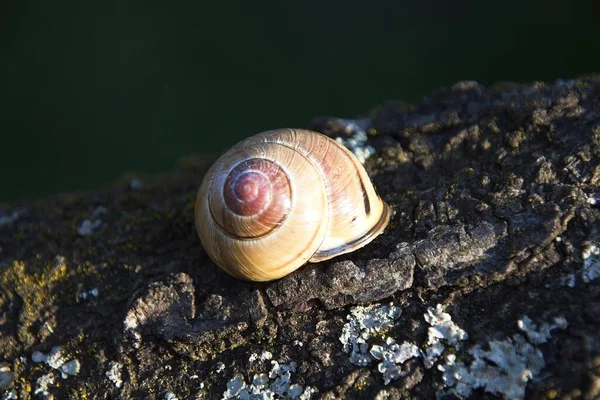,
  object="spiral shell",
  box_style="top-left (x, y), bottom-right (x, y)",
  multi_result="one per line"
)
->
top-left (195, 129), bottom-right (391, 281)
